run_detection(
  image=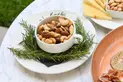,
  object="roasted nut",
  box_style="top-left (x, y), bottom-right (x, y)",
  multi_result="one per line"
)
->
top-left (117, 4), bottom-right (123, 8)
top-left (43, 24), bottom-right (51, 31)
top-left (113, 7), bottom-right (118, 10)
top-left (51, 21), bottom-right (56, 25)
top-left (67, 35), bottom-right (72, 39)
top-left (45, 39), bottom-right (53, 44)
top-left (117, 7), bottom-right (122, 11)
top-left (42, 38), bottom-right (46, 42)
top-left (55, 37), bottom-right (61, 43)
top-left (60, 36), bottom-right (68, 42)
top-left (115, 0), bottom-right (121, 3)
top-left (69, 25), bottom-right (74, 34)
top-left (58, 17), bottom-right (69, 26)
top-left (110, 2), bottom-right (117, 7)
top-left (55, 28), bottom-right (61, 33)
top-left (37, 34), bottom-right (42, 40)
top-left (56, 22), bottom-right (61, 27)
top-left (108, 0), bottom-right (114, 4)
top-left (37, 25), bottom-right (43, 33)
top-left (42, 31), bottom-right (52, 38)
top-left (68, 20), bottom-right (73, 26)
top-left (47, 23), bottom-right (54, 28)
top-left (61, 31), bottom-right (69, 36)
top-left (49, 38), bottom-right (56, 44)
top-left (49, 31), bottom-right (61, 37)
